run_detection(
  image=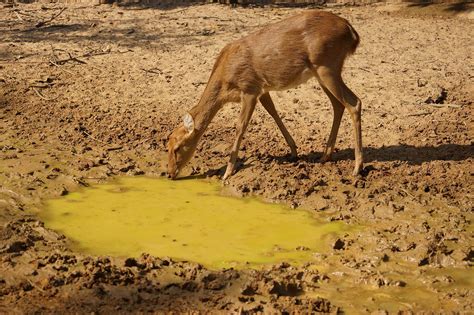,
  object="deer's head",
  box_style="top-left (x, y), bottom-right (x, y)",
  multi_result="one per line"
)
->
top-left (167, 113), bottom-right (197, 179)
